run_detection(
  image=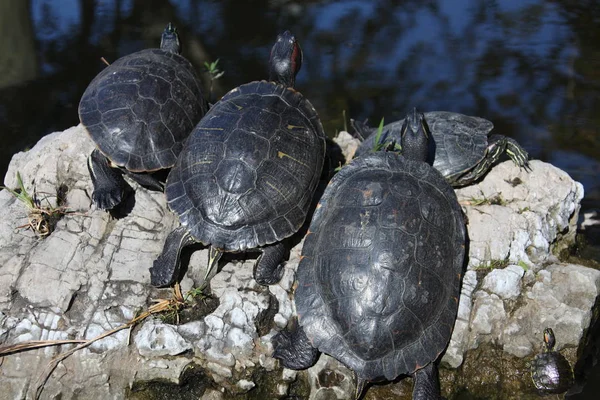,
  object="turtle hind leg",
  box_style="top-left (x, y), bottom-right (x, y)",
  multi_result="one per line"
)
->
top-left (124, 170), bottom-right (165, 191)
top-left (452, 135), bottom-right (529, 187)
top-left (272, 318), bottom-right (320, 370)
top-left (412, 363), bottom-right (443, 400)
top-left (254, 241), bottom-right (286, 285)
top-left (88, 149), bottom-right (130, 210)
top-left (150, 226), bottom-right (195, 287)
